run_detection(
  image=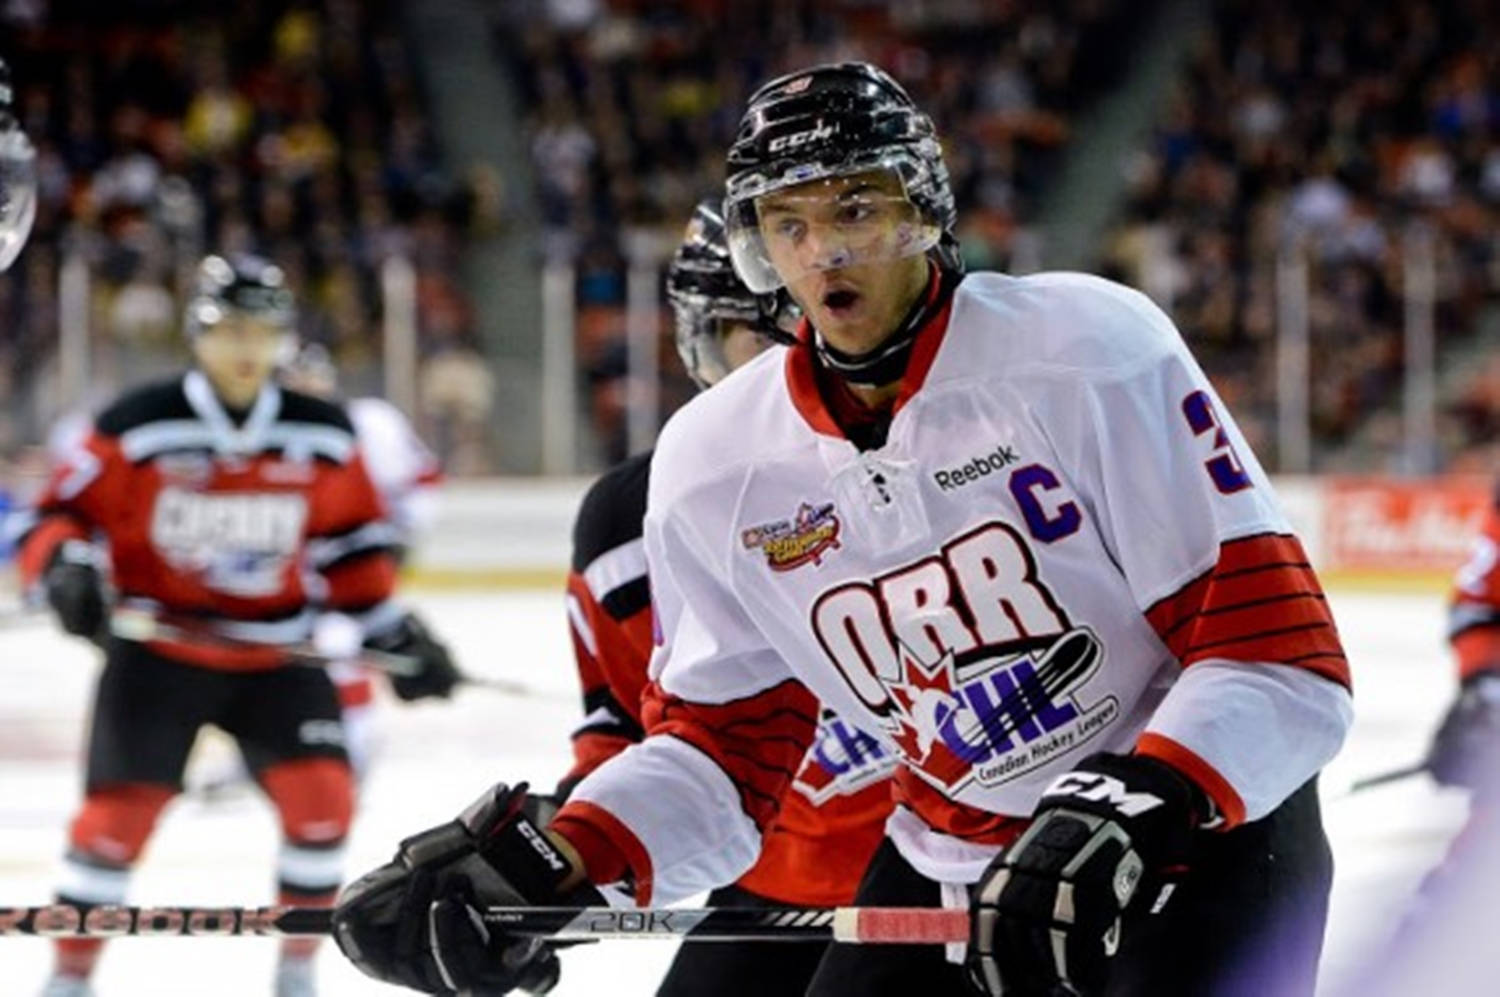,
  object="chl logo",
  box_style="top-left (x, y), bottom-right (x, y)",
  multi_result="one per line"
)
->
top-left (810, 521), bottom-right (1117, 793)
top-left (793, 710), bottom-right (897, 805)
